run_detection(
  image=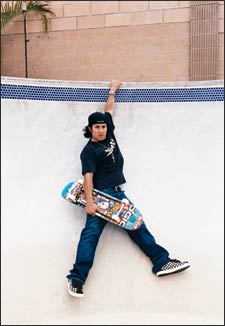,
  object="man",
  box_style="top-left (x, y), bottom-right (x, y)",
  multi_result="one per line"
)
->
top-left (66, 80), bottom-right (190, 298)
